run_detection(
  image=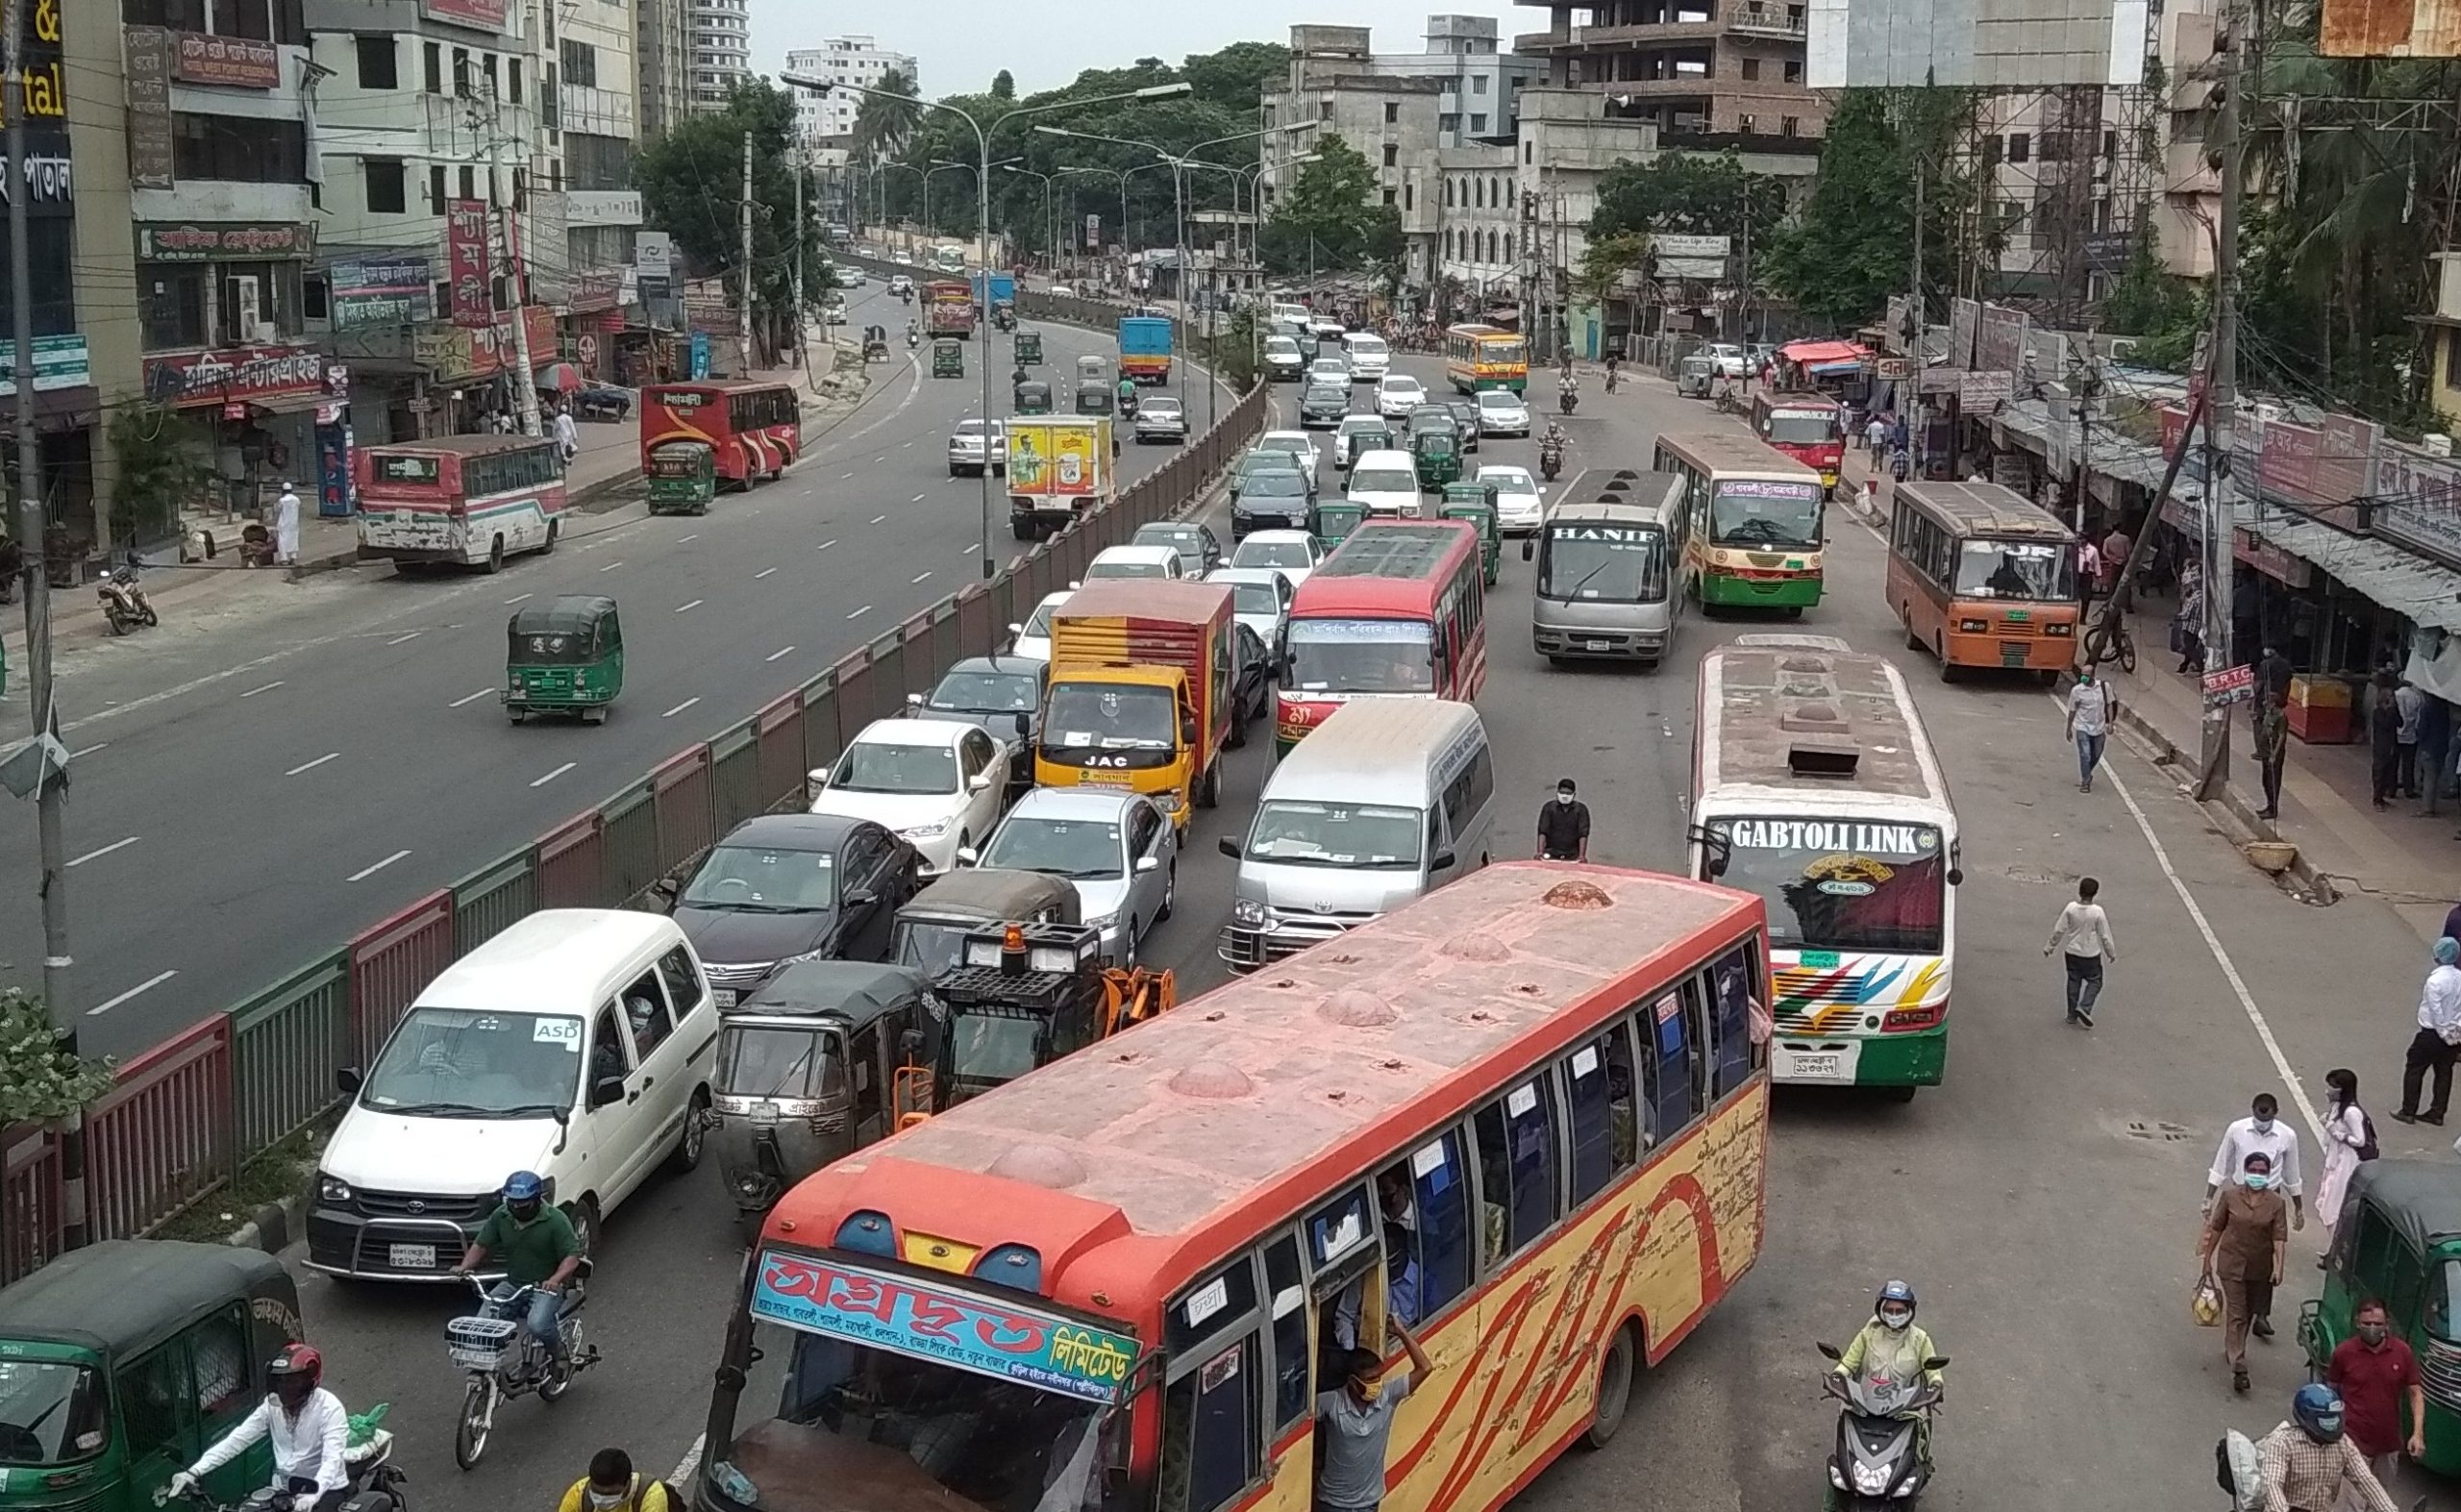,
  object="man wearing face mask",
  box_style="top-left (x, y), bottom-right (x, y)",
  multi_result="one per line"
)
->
top-left (1536, 778), bottom-right (1590, 862)
top-left (167, 1345), bottom-right (351, 1511)
top-left (453, 1170), bottom-right (584, 1375)
top-left (1312, 1320), bottom-right (1434, 1512)
top-left (558, 1448), bottom-right (677, 1512)
top-left (2327, 1298), bottom-right (2425, 1486)
top-left (2205, 1090), bottom-right (2307, 1343)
